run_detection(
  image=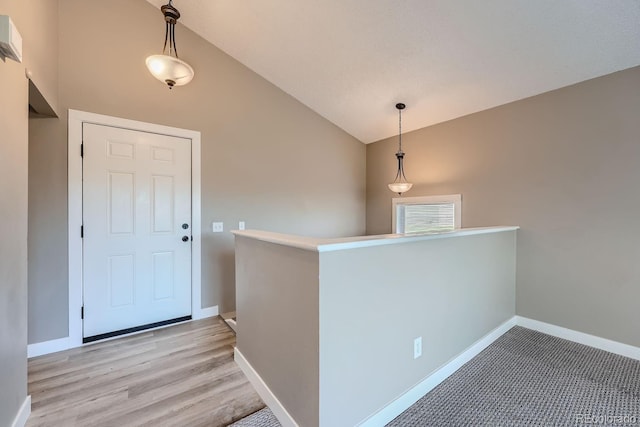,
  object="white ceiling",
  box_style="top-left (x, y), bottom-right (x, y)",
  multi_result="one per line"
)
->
top-left (147, 0), bottom-right (640, 143)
